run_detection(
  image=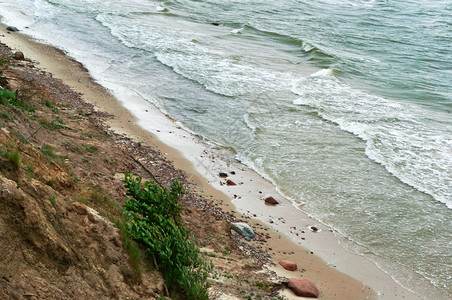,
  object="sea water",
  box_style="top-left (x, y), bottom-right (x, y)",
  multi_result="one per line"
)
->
top-left (0, 0), bottom-right (450, 297)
